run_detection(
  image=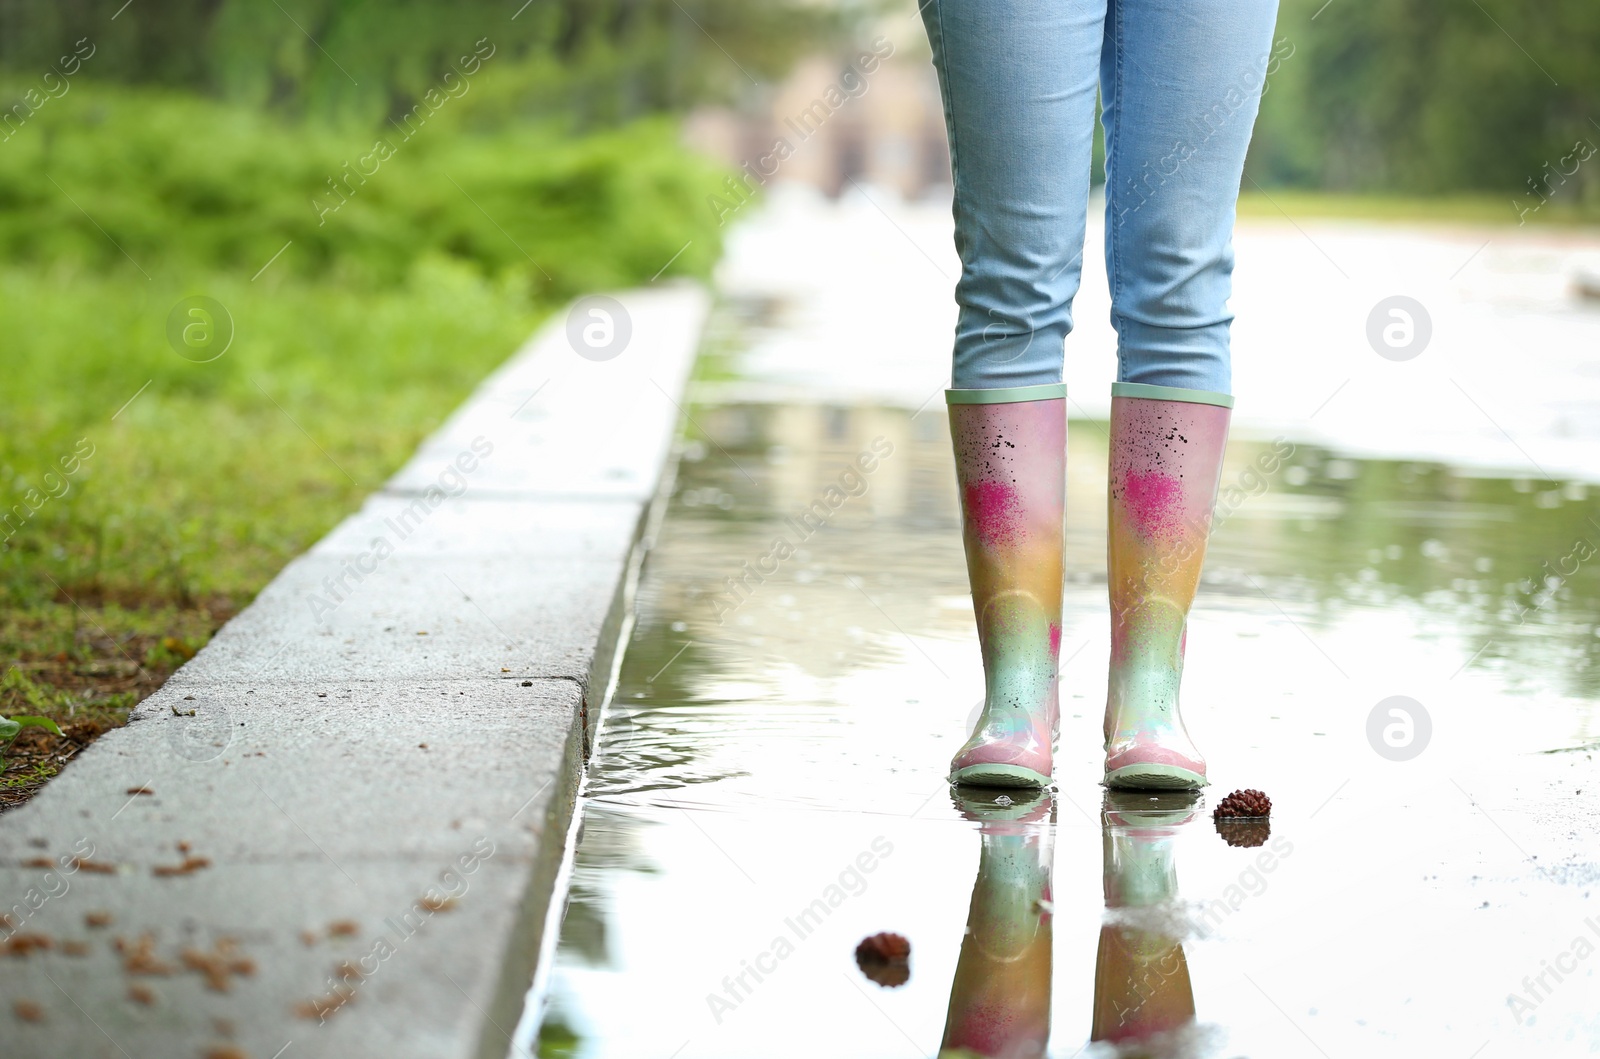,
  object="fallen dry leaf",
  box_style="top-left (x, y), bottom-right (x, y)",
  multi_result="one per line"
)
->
top-left (72, 857), bottom-right (117, 874)
top-left (295, 988), bottom-right (355, 1021)
top-left (119, 933), bottom-right (176, 976)
top-left (4, 933), bottom-right (55, 956)
top-left (181, 939), bottom-right (255, 992)
top-left (152, 855), bottom-right (212, 878)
